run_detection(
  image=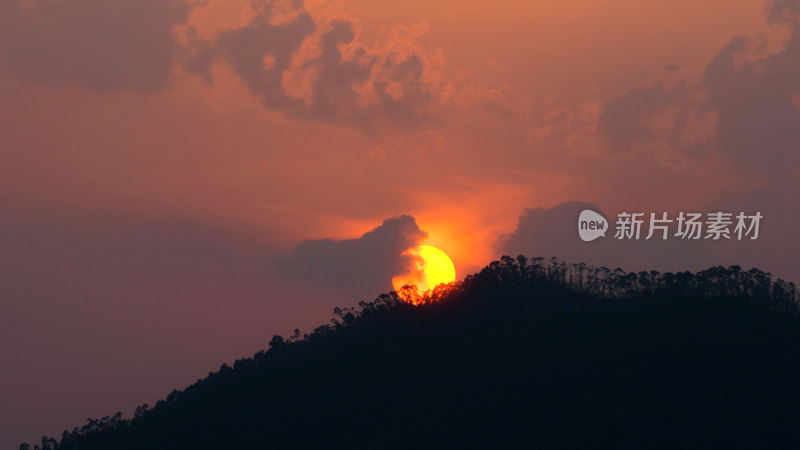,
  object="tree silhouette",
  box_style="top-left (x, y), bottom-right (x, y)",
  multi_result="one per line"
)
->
top-left (23, 256), bottom-right (800, 450)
